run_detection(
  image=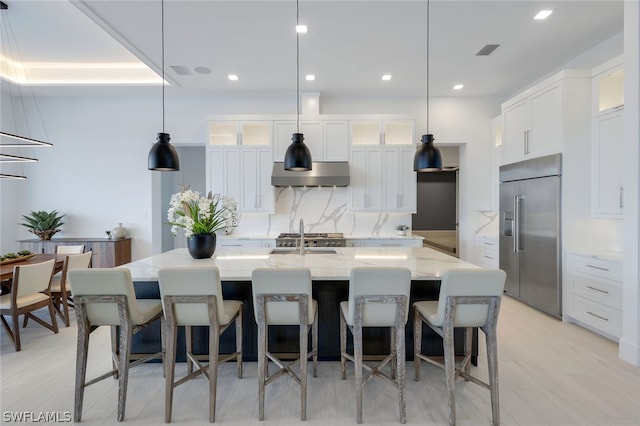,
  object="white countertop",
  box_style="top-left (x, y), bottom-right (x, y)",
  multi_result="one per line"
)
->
top-left (218, 234), bottom-right (424, 240)
top-left (122, 246), bottom-right (479, 282)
